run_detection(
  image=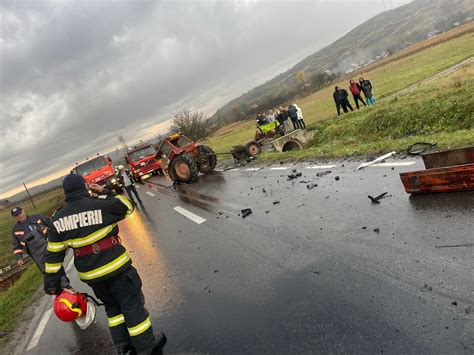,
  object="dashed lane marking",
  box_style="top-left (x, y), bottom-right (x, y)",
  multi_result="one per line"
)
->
top-left (305, 165), bottom-right (337, 169)
top-left (174, 206), bottom-right (206, 224)
top-left (245, 168), bottom-right (261, 171)
top-left (228, 168), bottom-right (240, 172)
top-left (371, 161), bottom-right (416, 167)
top-left (270, 167), bottom-right (289, 170)
top-left (146, 191), bottom-right (156, 197)
top-left (26, 309), bottom-right (53, 351)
